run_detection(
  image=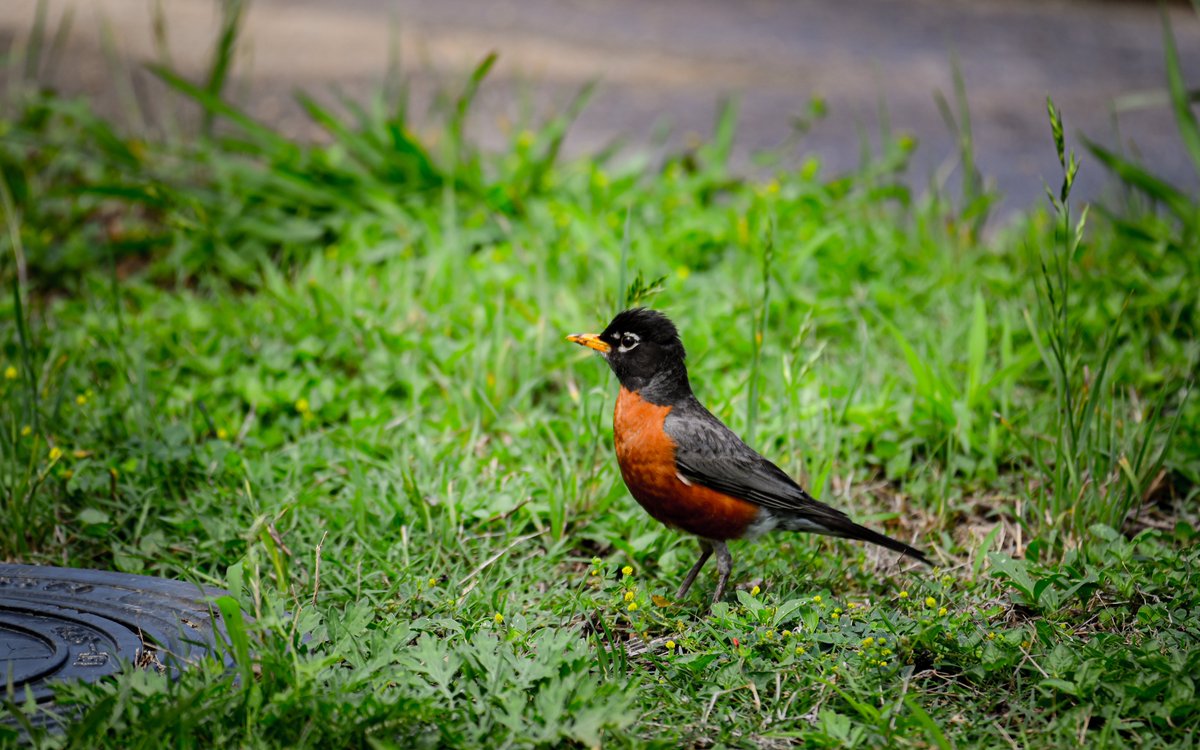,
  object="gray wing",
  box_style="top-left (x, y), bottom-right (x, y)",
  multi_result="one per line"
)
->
top-left (664, 400), bottom-right (849, 523)
top-left (665, 398), bottom-right (931, 563)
